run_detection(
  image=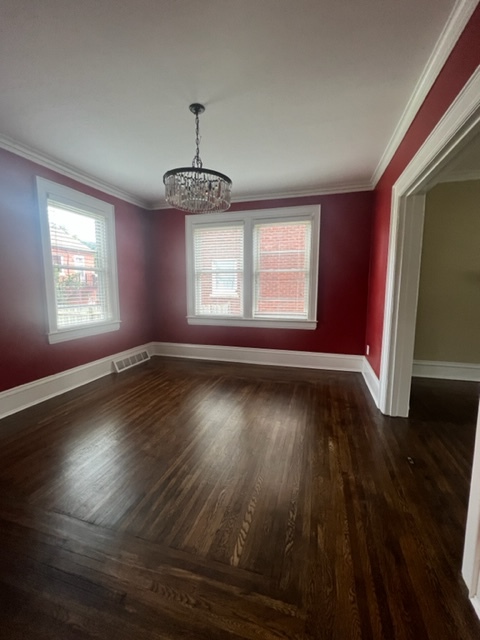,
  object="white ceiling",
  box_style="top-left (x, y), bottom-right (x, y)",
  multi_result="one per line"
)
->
top-left (0, 0), bottom-right (471, 208)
